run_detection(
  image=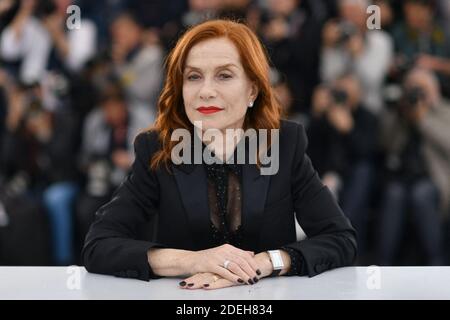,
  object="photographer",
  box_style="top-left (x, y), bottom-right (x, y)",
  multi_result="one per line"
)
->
top-left (76, 80), bottom-right (152, 243)
top-left (391, 0), bottom-right (450, 97)
top-left (0, 0), bottom-right (97, 84)
top-left (320, 0), bottom-right (393, 116)
top-left (109, 12), bottom-right (163, 111)
top-left (257, 0), bottom-right (324, 113)
top-left (307, 74), bottom-right (378, 259)
top-left (0, 81), bottom-right (79, 265)
top-left (376, 68), bottom-right (450, 265)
